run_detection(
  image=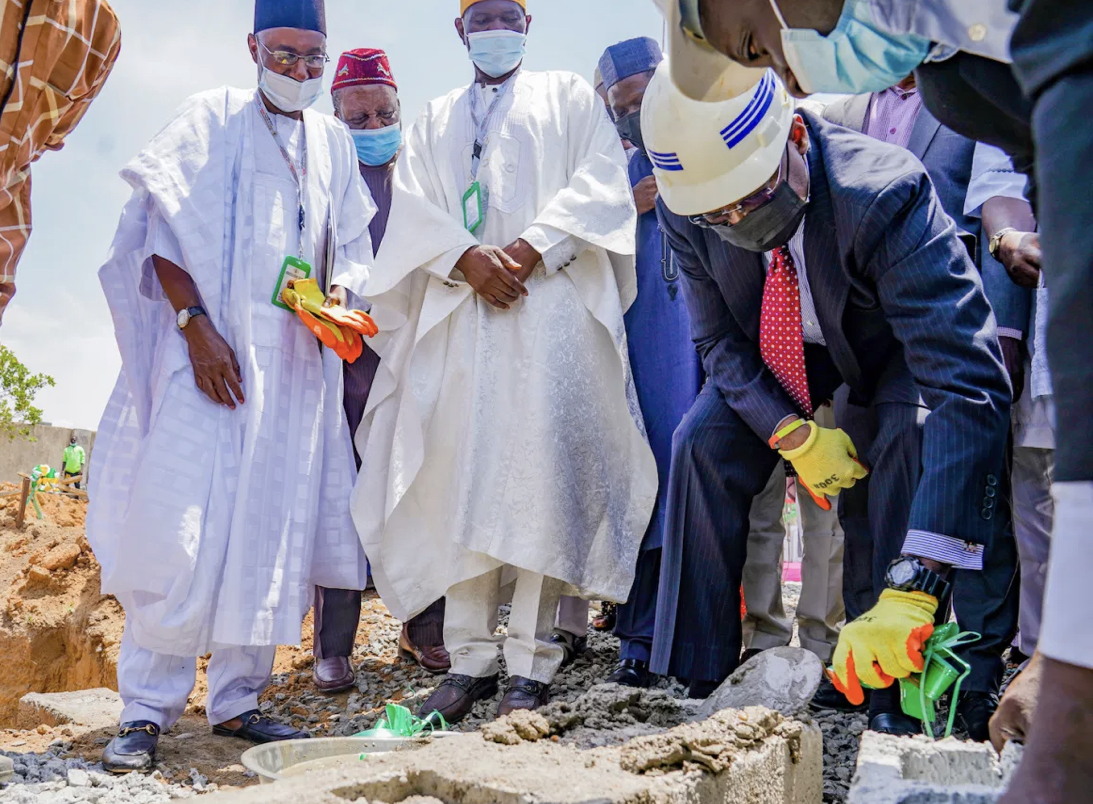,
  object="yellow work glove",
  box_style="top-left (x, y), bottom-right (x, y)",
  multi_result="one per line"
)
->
top-left (291, 278), bottom-right (379, 339)
top-left (829, 589), bottom-right (938, 706)
top-left (779, 423), bottom-right (869, 509)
